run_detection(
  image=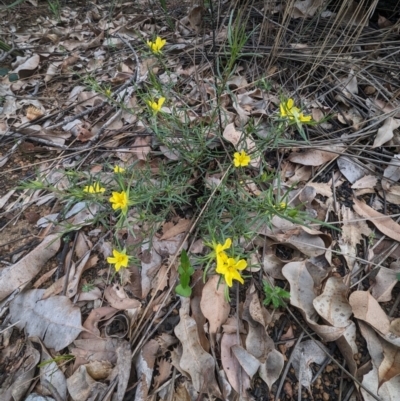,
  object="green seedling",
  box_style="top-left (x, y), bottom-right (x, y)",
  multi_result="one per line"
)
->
top-left (262, 281), bottom-right (290, 309)
top-left (37, 354), bottom-right (75, 368)
top-left (81, 282), bottom-right (95, 292)
top-left (175, 250), bottom-right (194, 297)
